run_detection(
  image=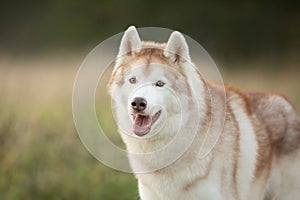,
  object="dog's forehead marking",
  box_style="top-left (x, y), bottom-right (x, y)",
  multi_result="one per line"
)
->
top-left (110, 42), bottom-right (189, 88)
top-left (116, 42), bottom-right (173, 71)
